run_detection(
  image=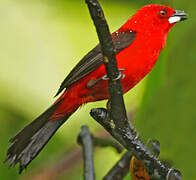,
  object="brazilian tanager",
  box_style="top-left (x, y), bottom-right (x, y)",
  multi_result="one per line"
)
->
top-left (5, 4), bottom-right (188, 173)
